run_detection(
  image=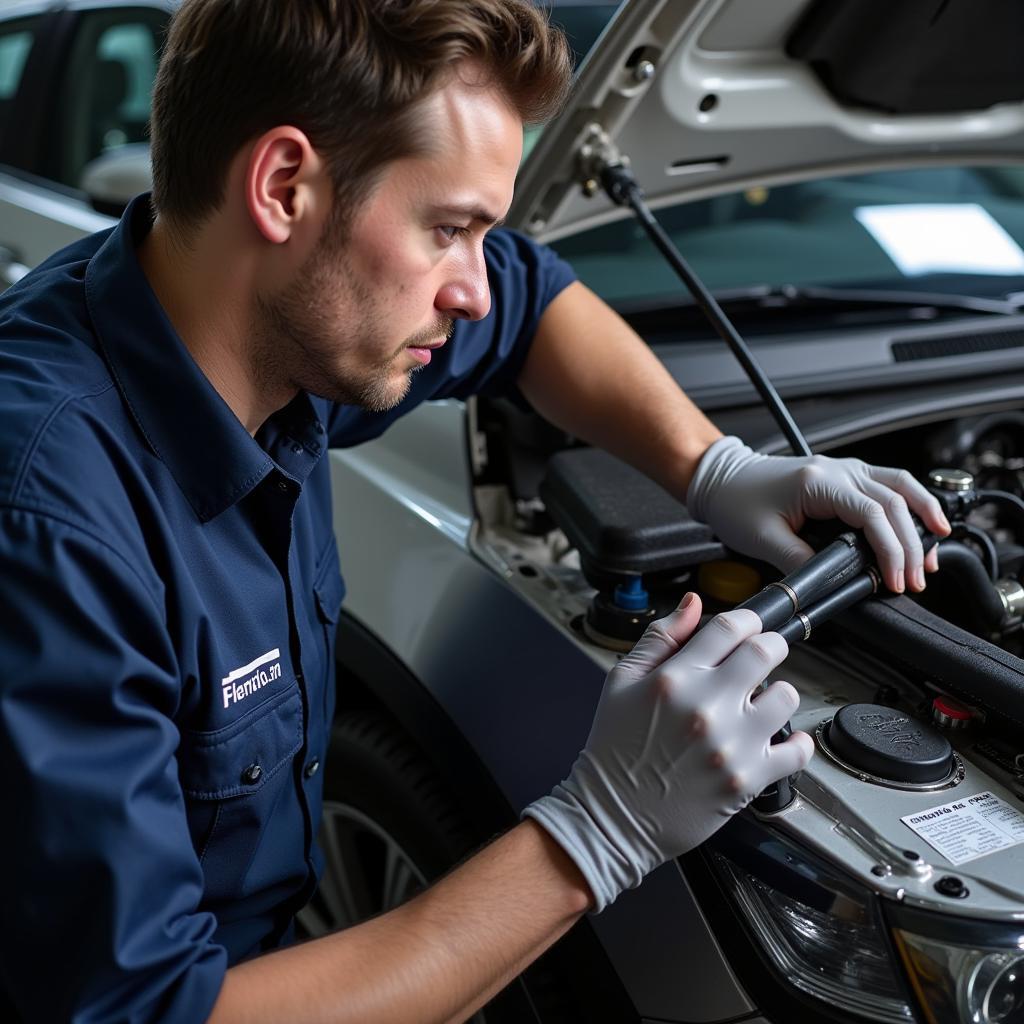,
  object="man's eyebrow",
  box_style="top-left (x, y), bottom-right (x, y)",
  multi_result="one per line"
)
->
top-left (432, 204), bottom-right (506, 228)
